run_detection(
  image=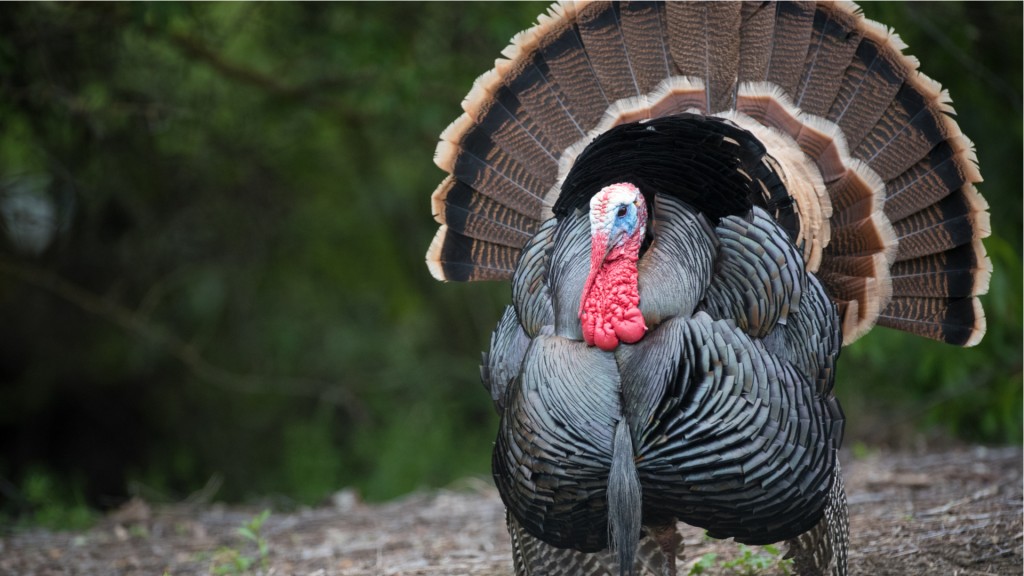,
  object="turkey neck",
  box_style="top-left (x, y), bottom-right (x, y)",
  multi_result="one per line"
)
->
top-left (580, 231), bottom-right (646, 351)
